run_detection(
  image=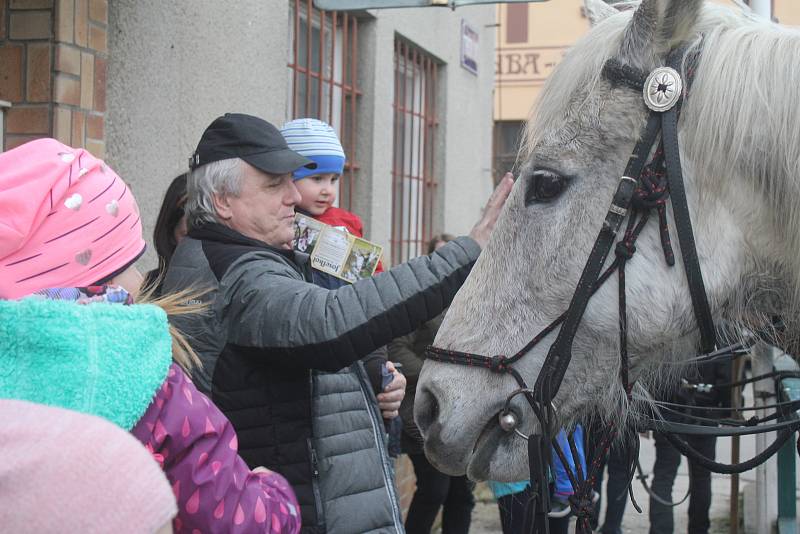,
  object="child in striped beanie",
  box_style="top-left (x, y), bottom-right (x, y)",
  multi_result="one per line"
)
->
top-left (280, 118), bottom-right (394, 409)
top-left (280, 118), bottom-right (374, 250)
